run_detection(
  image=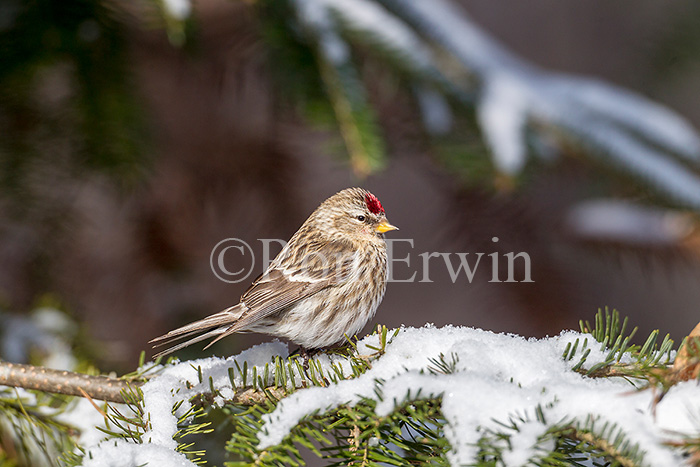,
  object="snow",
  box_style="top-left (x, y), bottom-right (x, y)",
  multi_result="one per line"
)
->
top-left (77, 341), bottom-right (289, 467)
top-left (655, 382), bottom-right (700, 435)
top-left (258, 327), bottom-right (691, 465)
top-left (381, 0), bottom-right (527, 75)
top-left (64, 325), bottom-right (699, 465)
top-left (500, 419), bottom-right (554, 466)
top-left (295, 0), bottom-right (432, 68)
top-left (478, 74), bottom-right (530, 173)
top-left (138, 340), bottom-right (289, 454)
top-left (80, 439), bottom-right (193, 467)
top-left (56, 398), bottom-right (112, 449)
top-left (162, 0), bottom-right (191, 20)
top-left (294, 0), bottom-right (350, 64)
